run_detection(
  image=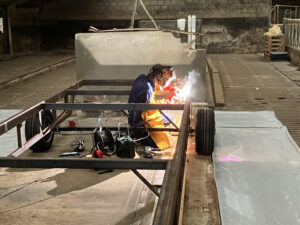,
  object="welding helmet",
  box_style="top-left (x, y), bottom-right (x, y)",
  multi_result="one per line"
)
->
top-left (151, 65), bottom-right (176, 87)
